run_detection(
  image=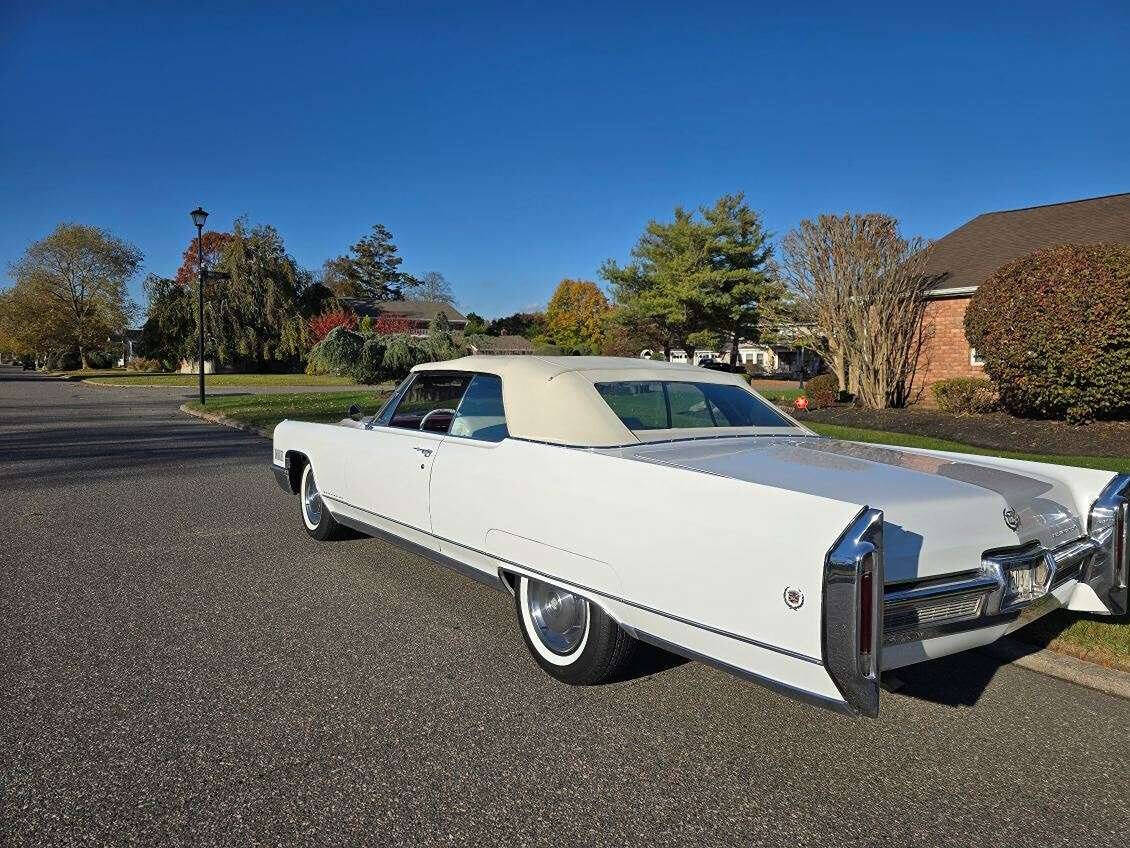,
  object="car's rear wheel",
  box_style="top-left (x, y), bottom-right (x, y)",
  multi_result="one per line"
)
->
top-left (299, 462), bottom-right (344, 541)
top-left (515, 575), bottom-right (638, 684)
